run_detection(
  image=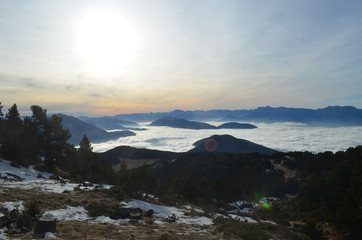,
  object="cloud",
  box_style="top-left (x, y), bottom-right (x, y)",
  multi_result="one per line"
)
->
top-left (92, 123), bottom-right (362, 154)
top-left (22, 77), bottom-right (41, 88)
